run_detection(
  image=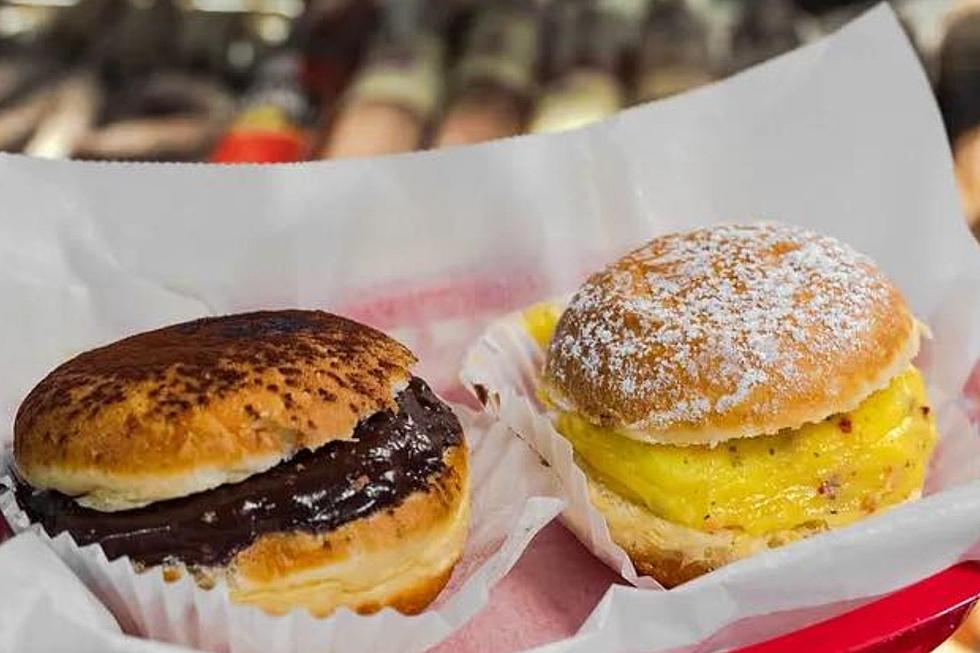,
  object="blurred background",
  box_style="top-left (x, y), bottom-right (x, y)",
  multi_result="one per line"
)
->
top-left (0, 0), bottom-right (974, 184)
top-left (1, 0), bottom-right (980, 650)
top-left (0, 1), bottom-right (973, 177)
